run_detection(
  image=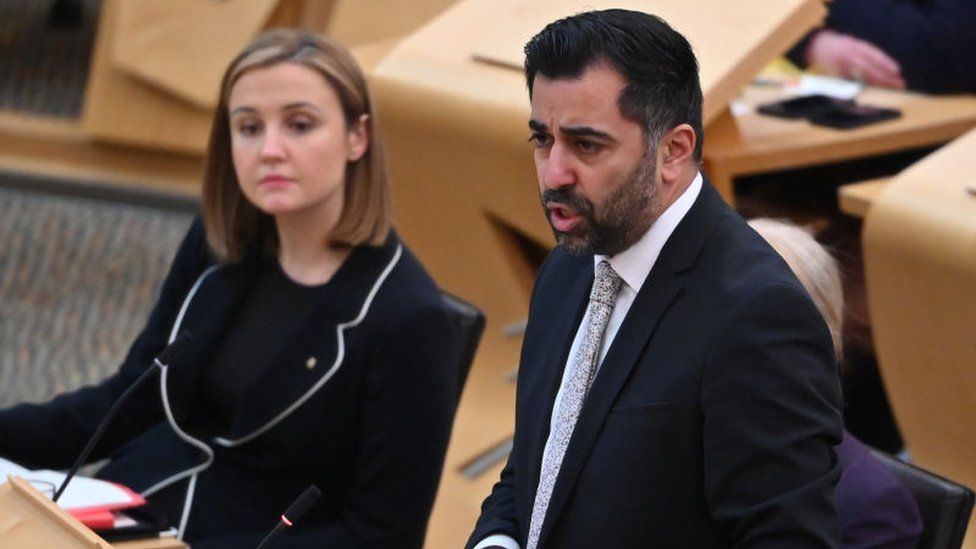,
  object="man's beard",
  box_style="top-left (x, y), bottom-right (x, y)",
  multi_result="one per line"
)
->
top-left (541, 151), bottom-right (661, 257)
